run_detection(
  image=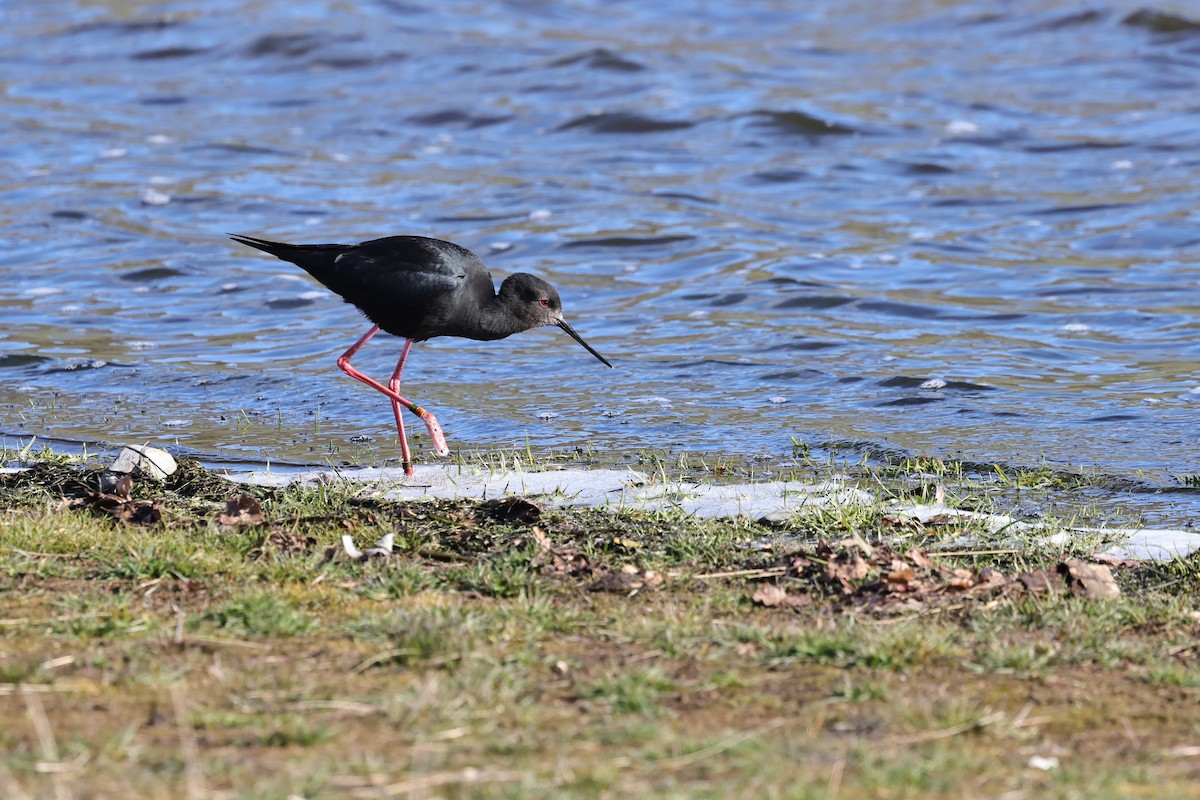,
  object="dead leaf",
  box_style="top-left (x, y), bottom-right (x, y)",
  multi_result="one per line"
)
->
top-left (483, 497), bottom-right (542, 524)
top-left (824, 552), bottom-right (870, 593)
top-left (947, 568), bottom-right (976, 590)
top-left (530, 526), bottom-right (593, 577)
top-left (1016, 569), bottom-right (1062, 594)
top-left (906, 549), bottom-right (932, 570)
top-left (1092, 553), bottom-right (1136, 568)
top-left (126, 500), bottom-right (162, 525)
top-left (1058, 559), bottom-right (1120, 599)
top-left (788, 554), bottom-right (812, 571)
top-left (977, 567), bottom-right (1007, 587)
top-left (219, 494), bottom-right (264, 527)
top-left (752, 584), bottom-right (810, 608)
top-left (113, 474), bottom-right (133, 500)
top-left (67, 489), bottom-right (162, 525)
top-left (753, 584), bottom-right (788, 606)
